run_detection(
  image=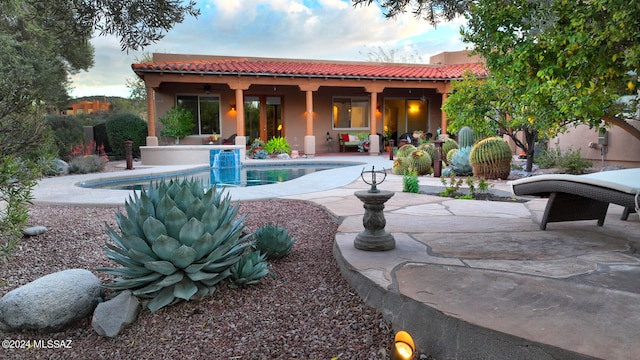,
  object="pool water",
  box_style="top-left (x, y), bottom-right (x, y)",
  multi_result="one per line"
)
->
top-left (83, 163), bottom-right (355, 190)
